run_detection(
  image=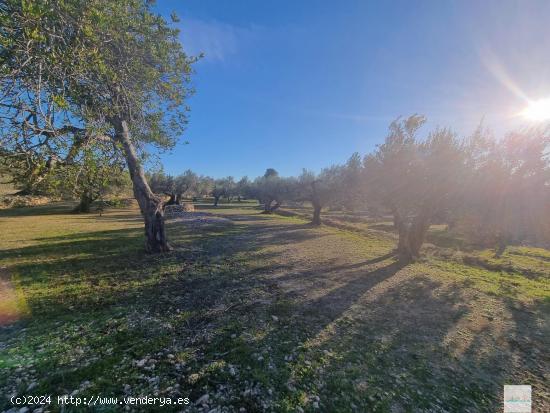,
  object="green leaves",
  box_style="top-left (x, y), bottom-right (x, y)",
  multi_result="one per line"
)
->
top-left (1, 0), bottom-right (196, 204)
top-left (2, 0), bottom-right (196, 150)
top-left (52, 95), bottom-right (69, 109)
